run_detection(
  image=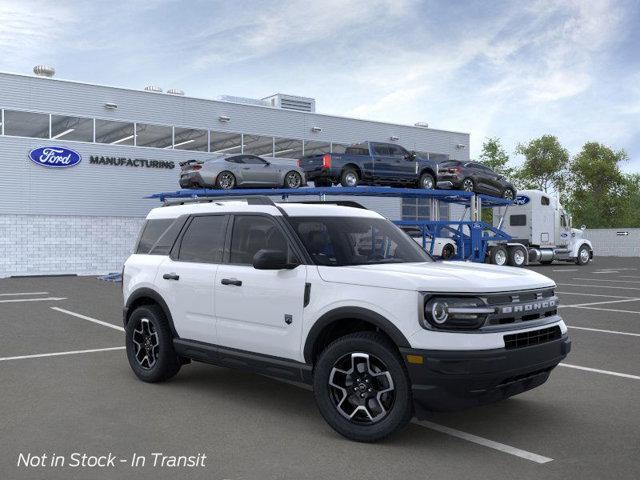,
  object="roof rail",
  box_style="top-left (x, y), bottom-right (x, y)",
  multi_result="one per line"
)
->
top-left (161, 195), bottom-right (276, 207)
top-left (292, 200), bottom-right (368, 210)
